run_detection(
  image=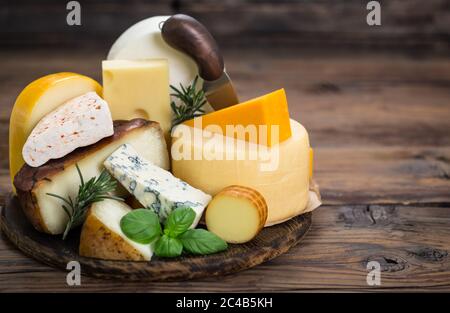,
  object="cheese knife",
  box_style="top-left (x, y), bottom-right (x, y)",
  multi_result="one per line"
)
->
top-left (161, 14), bottom-right (239, 110)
